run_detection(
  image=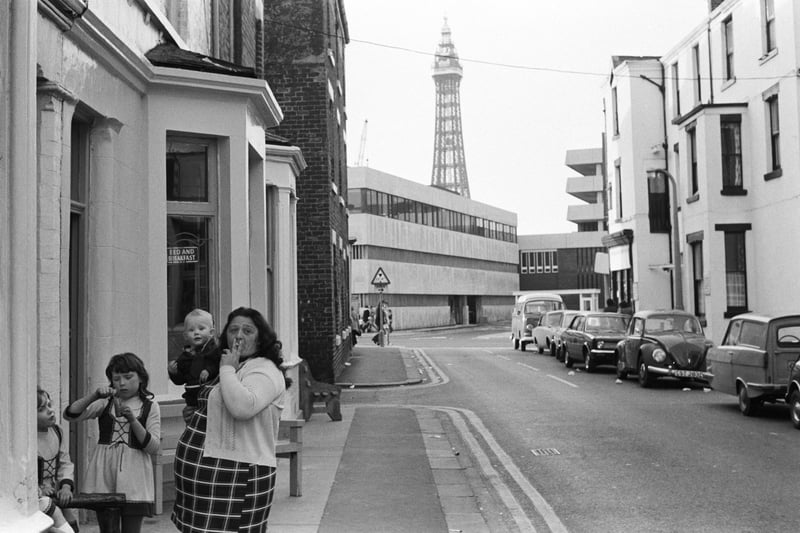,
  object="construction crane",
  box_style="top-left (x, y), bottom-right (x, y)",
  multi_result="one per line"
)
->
top-left (356, 119), bottom-right (368, 166)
